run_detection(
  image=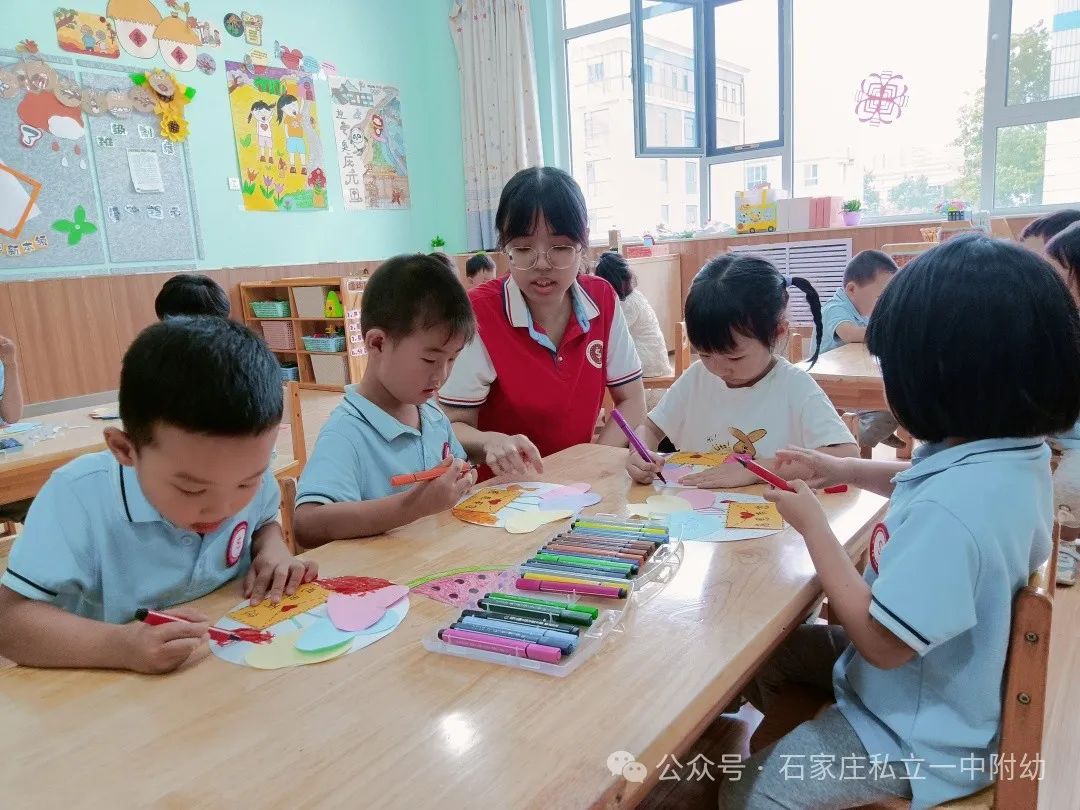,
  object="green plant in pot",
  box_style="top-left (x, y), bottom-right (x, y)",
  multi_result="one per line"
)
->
top-left (430, 235), bottom-right (447, 249)
top-left (841, 199), bottom-right (862, 226)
